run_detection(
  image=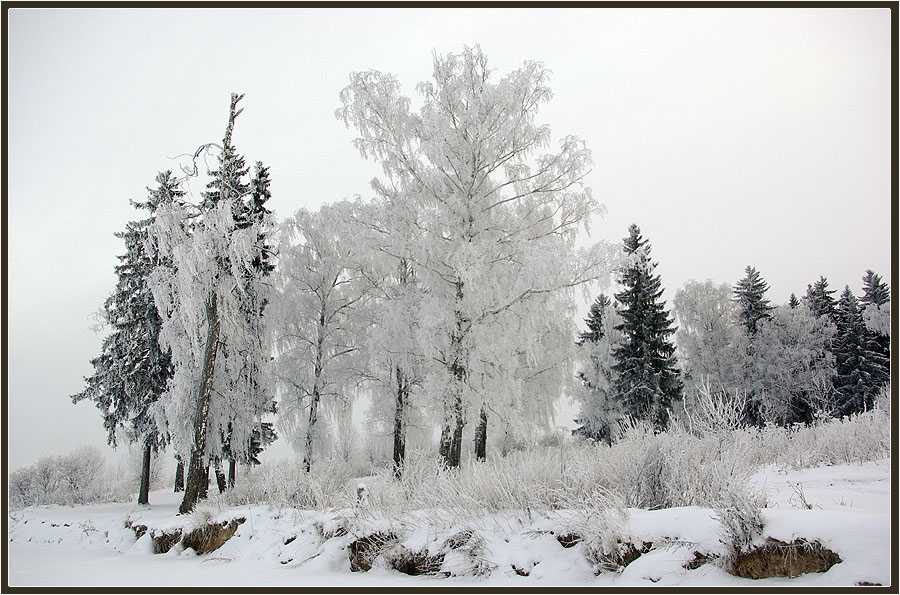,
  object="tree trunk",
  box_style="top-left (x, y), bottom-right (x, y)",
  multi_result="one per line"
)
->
top-left (392, 365), bottom-right (408, 478)
top-left (138, 438), bottom-right (152, 505)
top-left (174, 459), bottom-right (184, 492)
top-left (214, 461), bottom-right (227, 493)
top-left (228, 459), bottom-right (236, 489)
top-left (474, 405), bottom-right (487, 461)
top-left (440, 282), bottom-right (468, 469)
top-left (199, 465), bottom-right (210, 500)
top-left (179, 297), bottom-right (220, 514)
top-left (303, 302), bottom-right (327, 473)
top-left (302, 387), bottom-right (320, 473)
